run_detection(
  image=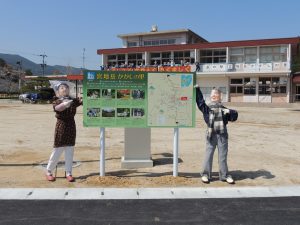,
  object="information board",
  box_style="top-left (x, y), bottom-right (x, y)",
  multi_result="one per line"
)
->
top-left (83, 71), bottom-right (195, 128)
